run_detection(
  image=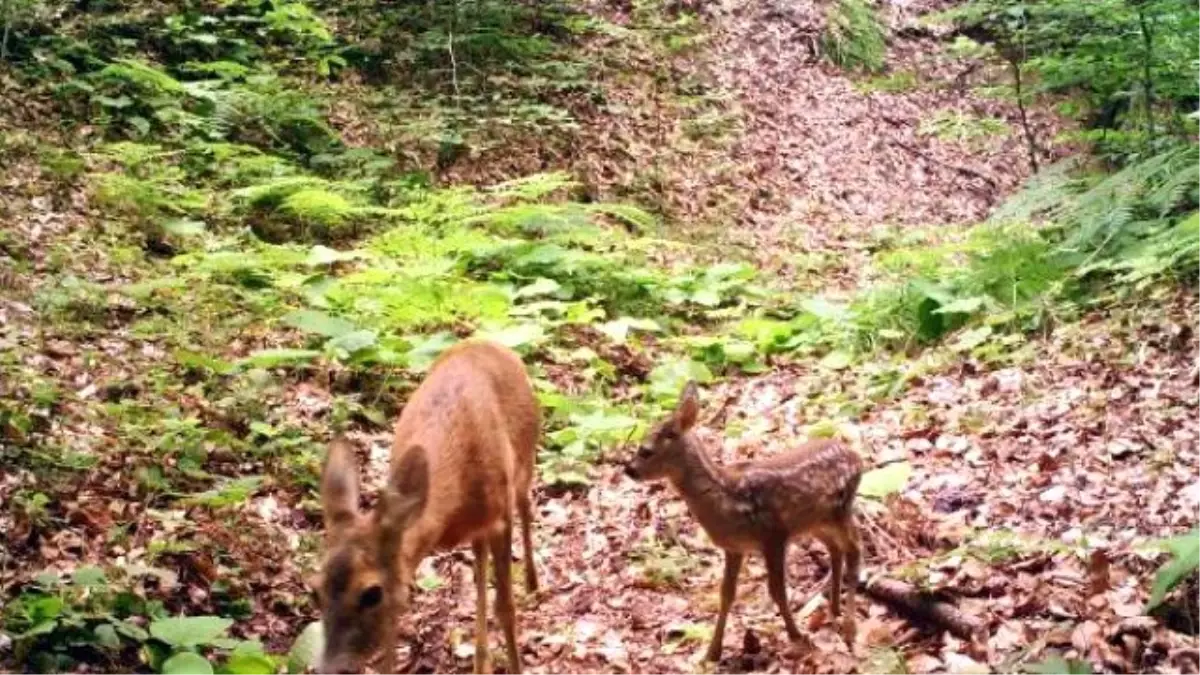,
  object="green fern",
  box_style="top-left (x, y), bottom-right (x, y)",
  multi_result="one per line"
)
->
top-left (486, 171), bottom-right (577, 201)
top-left (821, 0), bottom-right (887, 73)
top-left (279, 188), bottom-right (355, 227)
top-left (97, 59), bottom-right (186, 95)
top-left (989, 157), bottom-right (1088, 226)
